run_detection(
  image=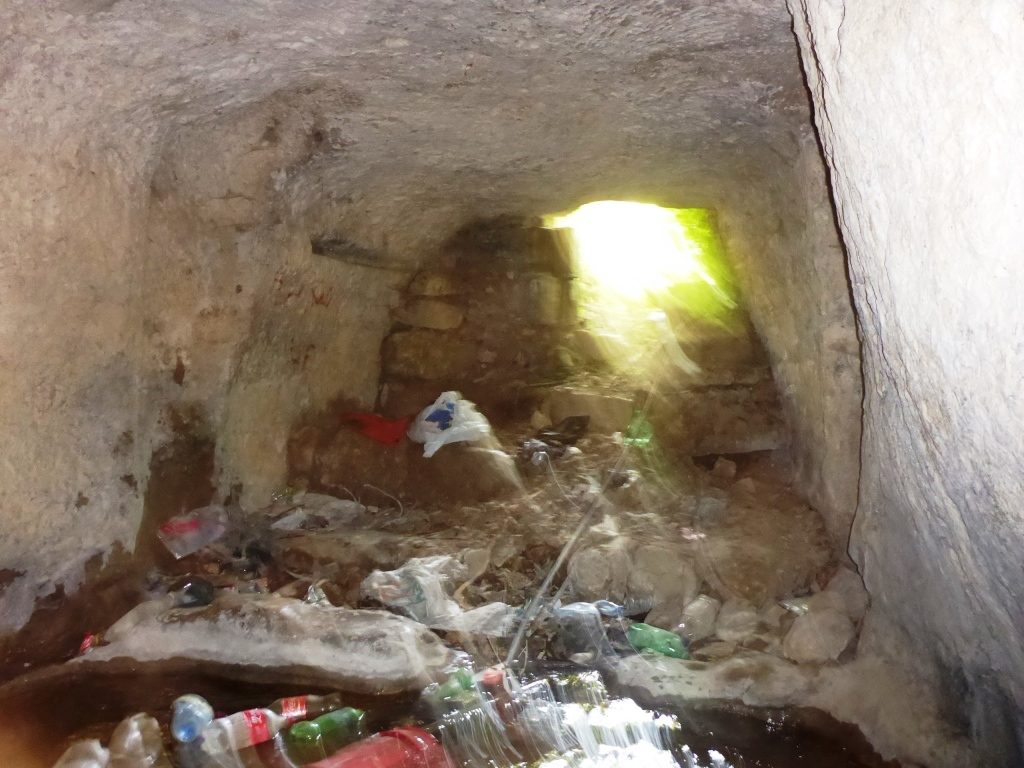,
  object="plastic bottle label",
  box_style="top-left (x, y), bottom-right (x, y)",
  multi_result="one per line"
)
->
top-left (279, 696), bottom-right (308, 722)
top-left (242, 709), bottom-right (271, 744)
